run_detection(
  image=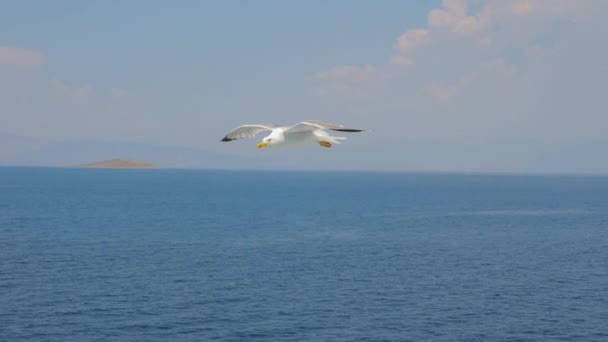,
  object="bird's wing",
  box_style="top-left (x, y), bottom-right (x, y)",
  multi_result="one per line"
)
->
top-left (285, 120), bottom-right (364, 133)
top-left (220, 124), bottom-right (280, 142)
